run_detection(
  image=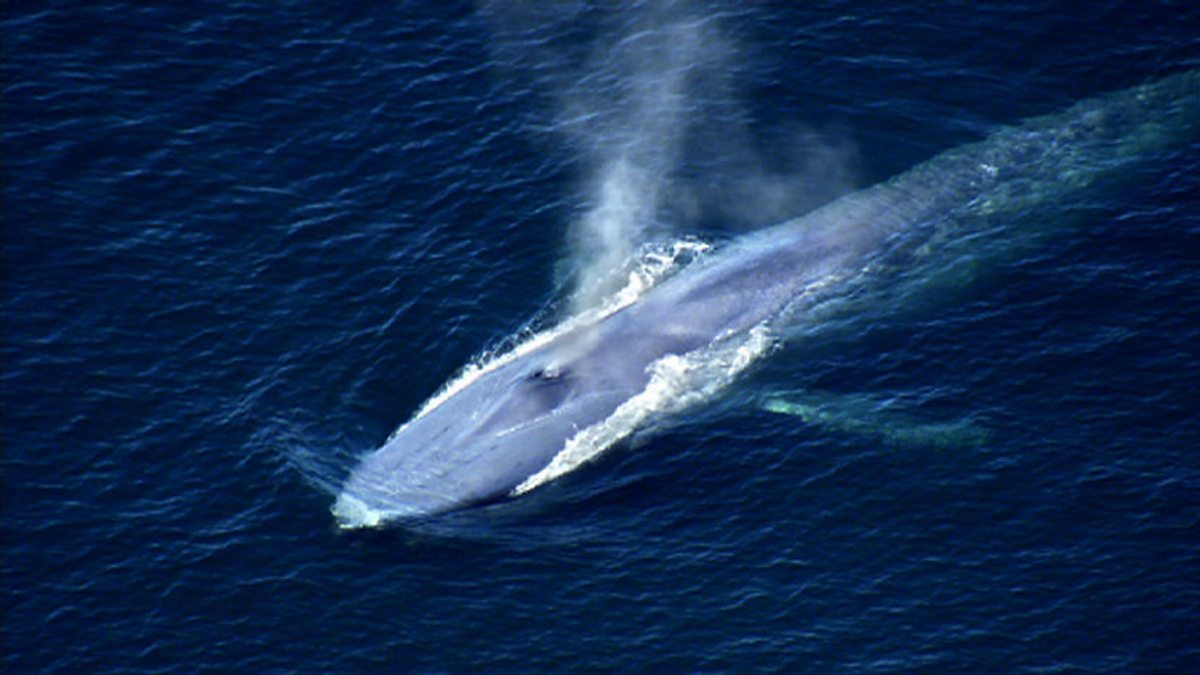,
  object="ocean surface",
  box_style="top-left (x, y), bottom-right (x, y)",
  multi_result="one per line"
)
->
top-left (4, 1), bottom-right (1199, 671)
